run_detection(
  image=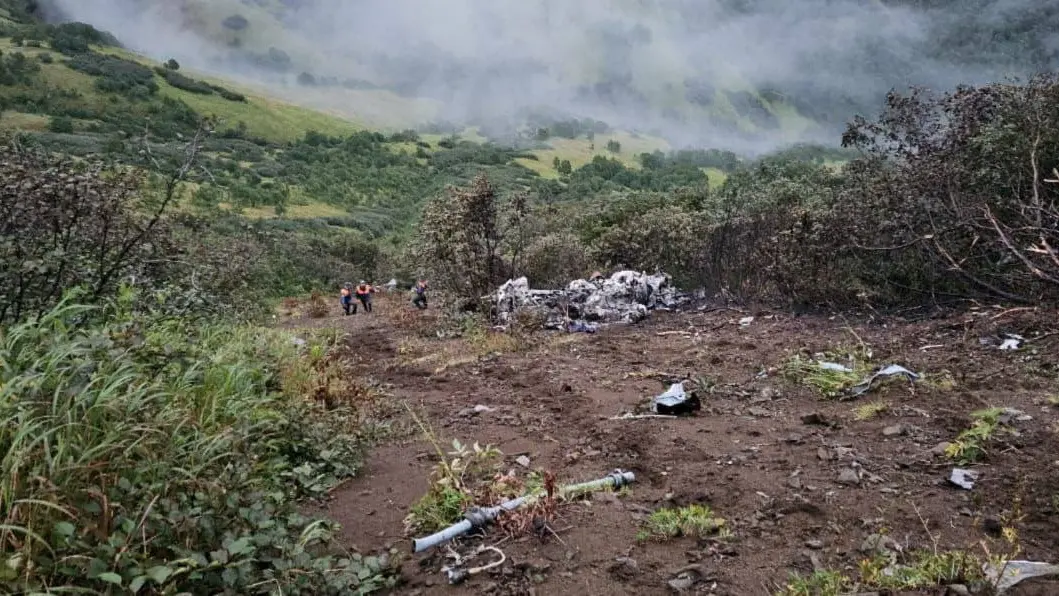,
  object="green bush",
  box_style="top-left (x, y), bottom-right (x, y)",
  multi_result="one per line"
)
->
top-left (0, 294), bottom-right (398, 594)
top-left (0, 50), bottom-right (40, 86)
top-left (65, 52), bottom-right (158, 96)
top-left (155, 66), bottom-right (214, 94)
top-left (47, 114), bottom-right (74, 132)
